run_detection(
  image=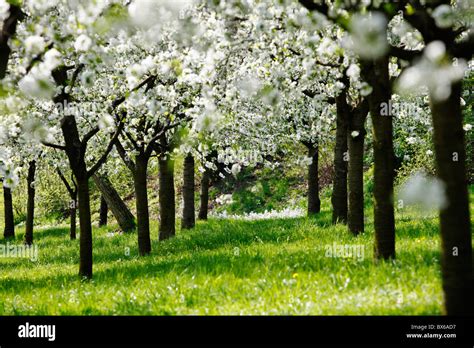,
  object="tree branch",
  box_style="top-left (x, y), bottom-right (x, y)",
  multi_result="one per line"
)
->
top-left (115, 138), bottom-right (136, 174)
top-left (389, 45), bottom-right (422, 61)
top-left (80, 127), bottom-right (99, 155)
top-left (41, 141), bottom-right (66, 151)
top-left (0, 5), bottom-right (24, 79)
top-left (451, 30), bottom-right (474, 60)
top-left (87, 122), bottom-right (125, 178)
top-left (298, 0), bottom-right (329, 15)
top-left (56, 168), bottom-right (75, 196)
